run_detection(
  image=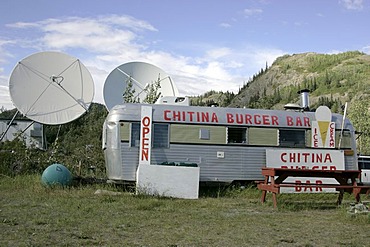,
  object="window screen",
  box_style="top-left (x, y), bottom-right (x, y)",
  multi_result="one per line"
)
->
top-left (227, 127), bottom-right (247, 144)
top-left (130, 123), bottom-right (140, 147)
top-left (279, 129), bottom-right (306, 147)
top-left (153, 124), bottom-right (169, 148)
